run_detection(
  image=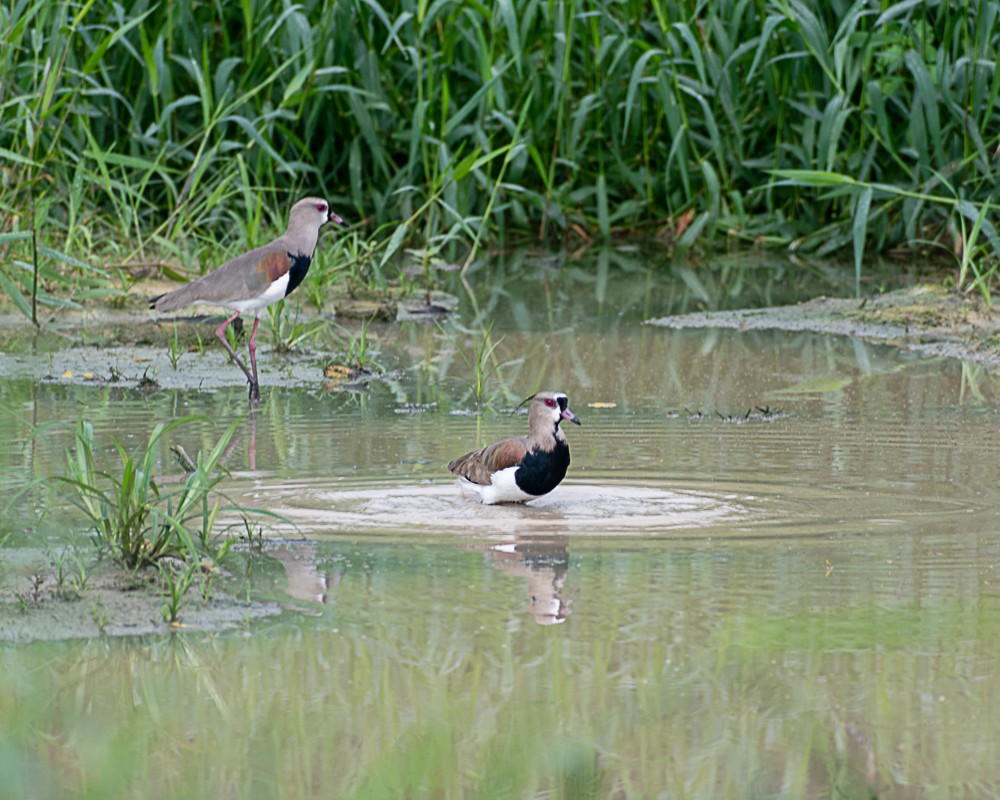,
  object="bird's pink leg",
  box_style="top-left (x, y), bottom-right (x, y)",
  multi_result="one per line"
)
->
top-left (247, 317), bottom-right (261, 403)
top-left (215, 311), bottom-right (256, 388)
